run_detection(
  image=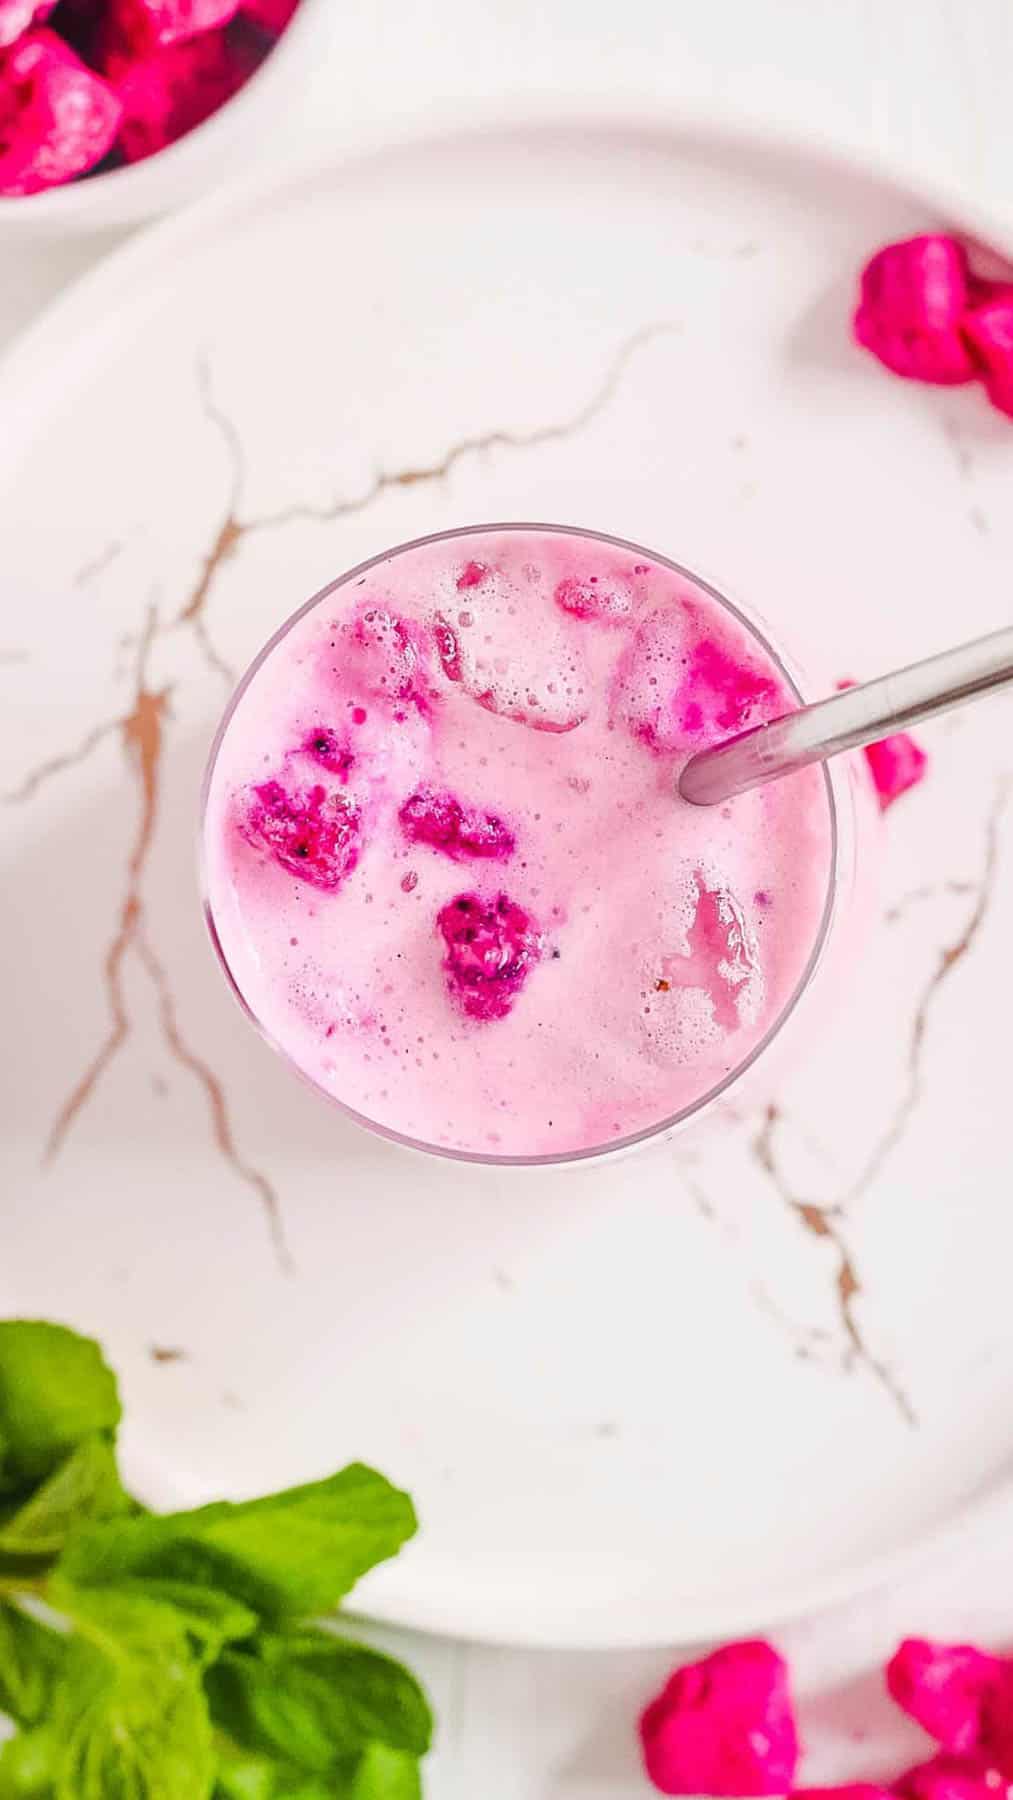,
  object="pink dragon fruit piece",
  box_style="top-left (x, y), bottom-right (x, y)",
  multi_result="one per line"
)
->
top-left (0, 0), bottom-right (53, 49)
top-left (0, 30), bottom-right (122, 194)
top-left (678, 637), bottom-right (780, 737)
top-left (854, 236), bottom-right (979, 386)
top-left (433, 612), bottom-right (462, 683)
top-left (554, 573), bottom-right (636, 625)
top-left (639, 1640), bottom-right (800, 1797)
top-left (893, 1754), bottom-right (1007, 1800)
top-left (109, 0), bottom-right (240, 51)
top-left (303, 727), bottom-right (355, 781)
top-left (243, 779), bottom-right (361, 891)
top-left (437, 891), bottom-right (541, 1021)
top-left (344, 605), bottom-right (433, 714)
top-left (399, 789), bottom-right (515, 862)
top-left (837, 682), bottom-right (927, 811)
top-left (863, 732), bottom-right (928, 811)
top-left (961, 289), bottom-right (1013, 418)
top-left (240, 0), bottom-right (298, 30)
top-left (102, 23), bottom-right (261, 161)
top-left (887, 1641), bottom-right (1004, 1756)
top-left (456, 559), bottom-right (488, 590)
